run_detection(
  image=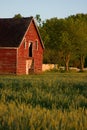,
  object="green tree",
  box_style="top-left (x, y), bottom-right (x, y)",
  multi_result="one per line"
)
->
top-left (59, 31), bottom-right (72, 71)
top-left (40, 13), bottom-right (87, 71)
top-left (68, 14), bottom-right (87, 71)
top-left (40, 18), bottom-right (65, 64)
top-left (35, 14), bottom-right (42, 26)
top-left (58, 18), bottom-right (76, 71)
top-left (75, 21), bottom-right (87, 71)
top-left (13, 14), bottom-right (22, 19)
